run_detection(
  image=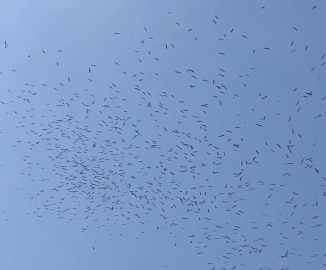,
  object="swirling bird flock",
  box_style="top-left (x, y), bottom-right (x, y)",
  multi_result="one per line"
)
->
top-left (0, 1), bottom-right (325, 270)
